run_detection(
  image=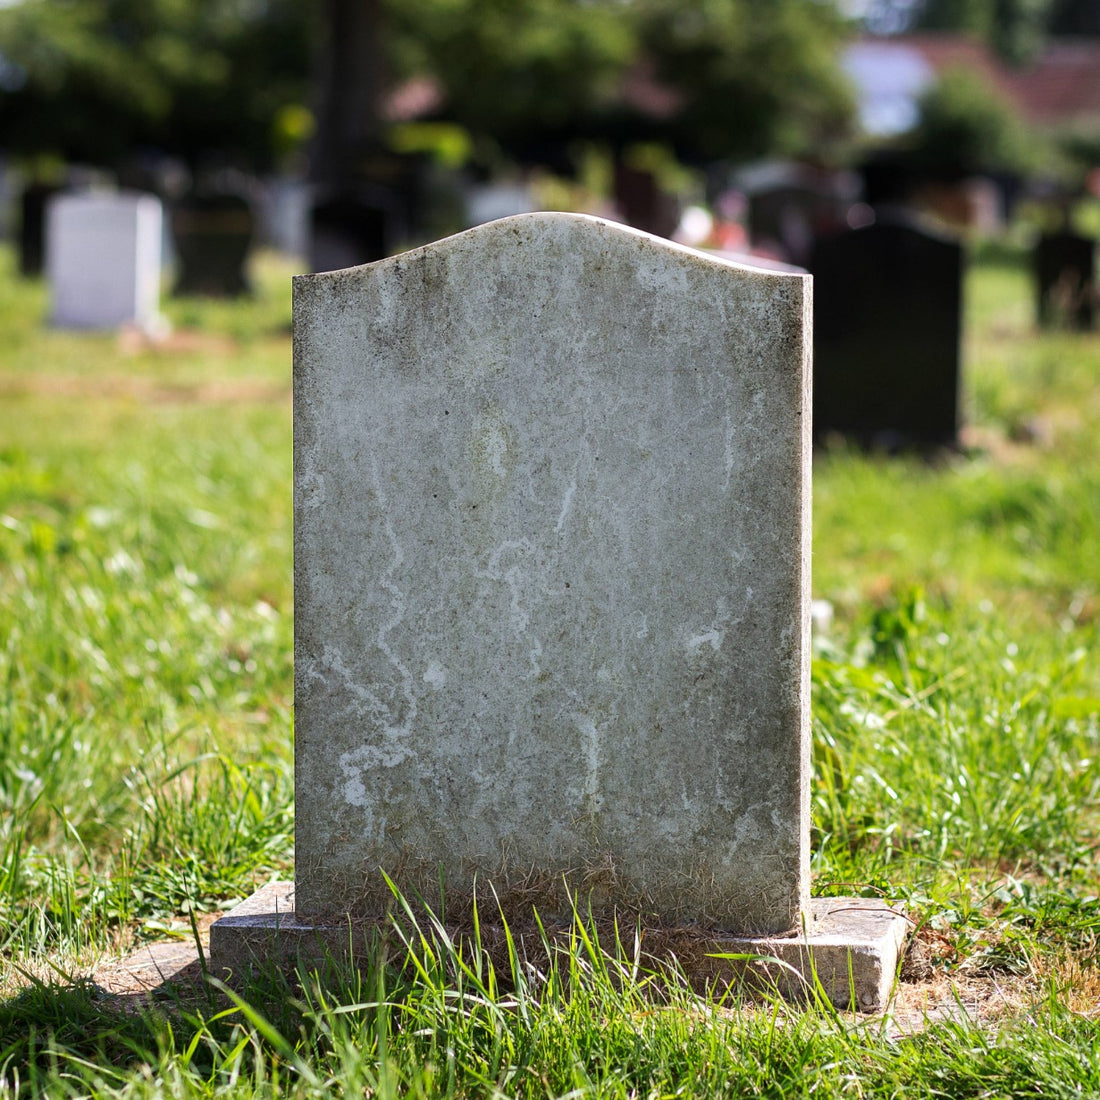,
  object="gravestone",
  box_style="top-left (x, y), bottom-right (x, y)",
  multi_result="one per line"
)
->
top-left (613, 161), bottom-right (679, 239)
top-left (309, 191), bottom-right (390, 272)
top-left (464, 181), bottom-right (536, 227)
top-left (46, 191), bottom-right (163, 330)
top-left (0, 163), bottom-right (16, 241)
top-left (261, 176), bottom-right (310, 259)
top-left (1034, 231), bottom-right (1095, 330)
top-left (212, 213), bottom-right (908, 1009)
top-left (292, 212), bottom-right (811, 934)
top-left (746, 182), bottom-right (850, 268)
top-left (170, 191), bottom-right (255, 298)
top-left (18, 182), bottom-right (62, 277)
top-left (810, 212), bottom-right (963, 450)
